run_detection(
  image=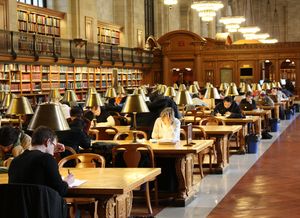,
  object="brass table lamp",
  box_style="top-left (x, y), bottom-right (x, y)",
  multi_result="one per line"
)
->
top-left (1, 93), bottom-right (15, 110)
top-left (117, 86), bottom-right (126, 95)
top-left (204, 86), bottom-right (221, 108)
top-left (178, 84), bottom-right (187, 91)
top-left (6, 96), bottom-right (33, 129)
top-left (49, 88), bottom-right (62, 102)
top-left (240, 84), bottom-right (252, 93)
top-left (28, 102), bottom-right (70, 131)
top-left (251, 83), bottom-right (262, 91)
top-left (189, 85), bottom-right (199, 94)
top-left (225, 84), bottom-right (239, 96)
top-left (121, 94), bottom-right (149, 143)
top-left (175, 90), bottom-right (193, 120)
top-left (133, 88), bottom-right (147, 101)
top-left (85, 93), bottom-right (104, 108)
top-left (62, 90), bottom-right (78, 103)
top-left (261, 83), bottom-right (271, 90)
top-left (164, 86), bottom-right (177, 97)
top-left (105, 87), bottom-right (117, 98)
